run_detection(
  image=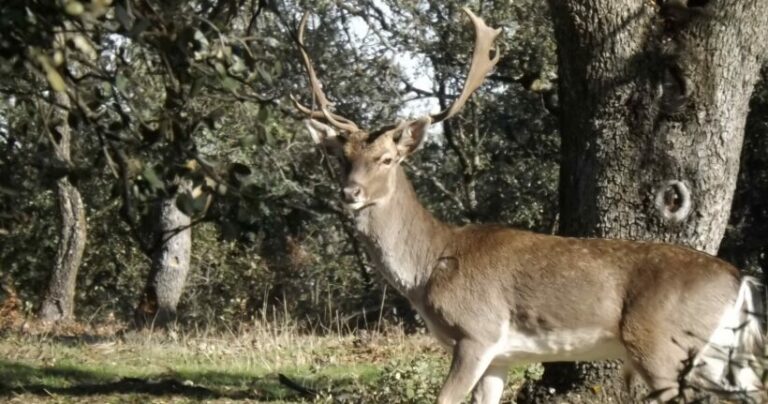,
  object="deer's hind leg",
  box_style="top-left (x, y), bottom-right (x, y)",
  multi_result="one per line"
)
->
top-left (623, 348), bottom-right (685, 402)
top-left (620, 311), bottom-right (703, 402)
